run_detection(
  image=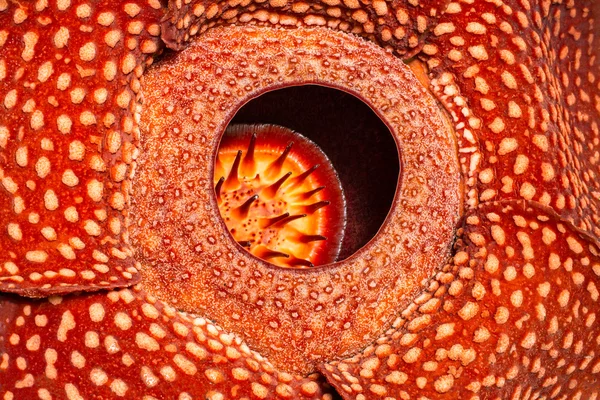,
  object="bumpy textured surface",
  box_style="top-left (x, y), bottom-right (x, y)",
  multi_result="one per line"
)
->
top-left (0, 0), bottom-right (164, 296)
top-left (425, 0), bottom-right (600, 239)
top-left (134, 25), bottom-right (459, 374)
top-left (161, 0), bottom-right (450, 56)
top-left (323, 201), bottom-right (600, 398)
top-left (0, 286), bottom-right (333, 399)
top-left (0, 0), bottom-right (599, 398)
